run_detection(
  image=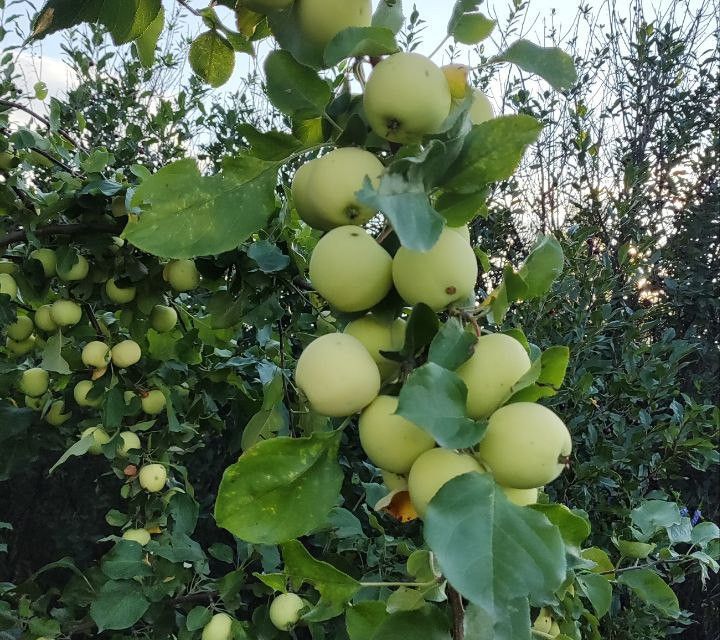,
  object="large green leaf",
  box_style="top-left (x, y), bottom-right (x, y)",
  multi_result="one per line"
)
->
top-left (101, 541), bottom-right (153, 580)
top-left (281, 540), bottom-right (360, 621)
top-left (125, 156), bottom-right (277, 258)
top-left (396, 362), bottom-right (486, 449)
top-left (617, 569), bottom-right (680, 618)
top-left (89, 579), bottom-right (150, 631)
top-left (135, 6), bottom-right (164, 68)
top-left (630, 501), bottom-right (682, 542)
top-left (519, 234), bottom-right (564, 298)
top-left (40, 333), bottom-right (71, 374)
top-left (508, 346), bottom-right (570, 403)
top-left (264, 50), bottom-right (331, 120)
top-left (371, 606), bottom-right (451, 640)
top-left (346, 601), bottom-right (388, 640)
top-left (189, 31), bottom-right (235, 88)
top-left (372, 0), bottom-right (405, 33)
top-left (400, 303), bottom-right (440, 358)
top-left (215, 431), bottom-right (343, 544)
top-left (464, 599), bottom-right (531, 640)
top-left (324, 27), bottom-right (398, 67)
top-left (530, 504), bottom-right (590, 551)
top-left (424, 474), bottom-right (566, 622)
top-left (494, 40), bottom-right (577, 90)
top-left (450, 12), bottom-right (496, 45)
top-left (443, 115), bottom-right (542, 193)
top-left (577, 573), bottom-right (612, 618)
top-left (427, 318), bottom-right (477, 371)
